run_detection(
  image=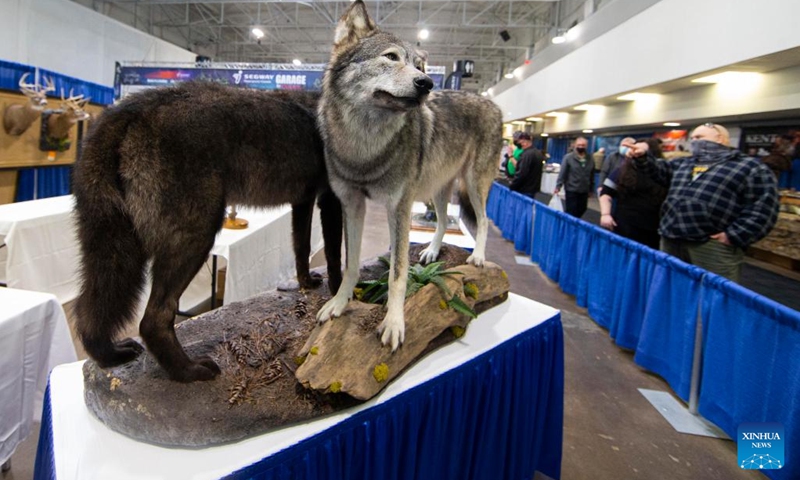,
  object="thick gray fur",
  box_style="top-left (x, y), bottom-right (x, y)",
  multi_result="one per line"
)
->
top-left (72, 82), bottom-right (343, 382)
top-left (315, 0), bottom-right (503, 349)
